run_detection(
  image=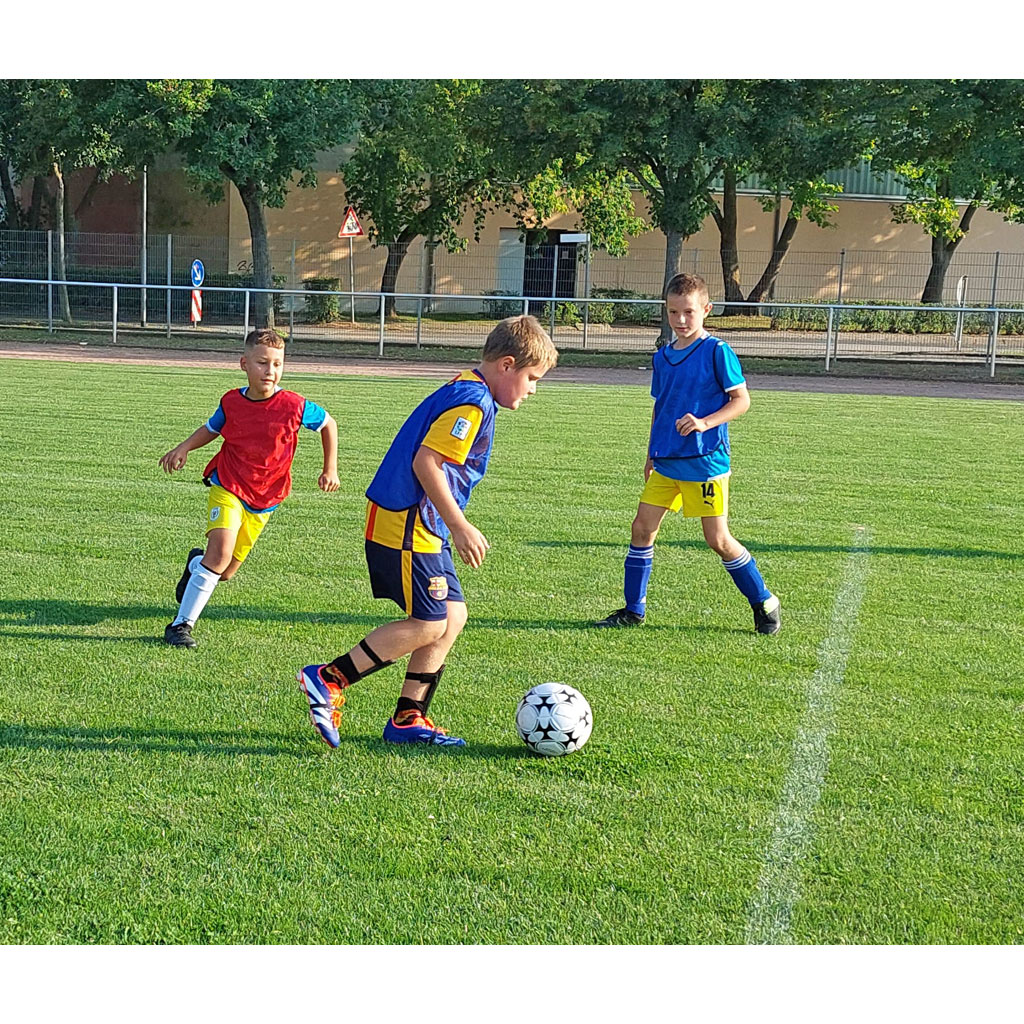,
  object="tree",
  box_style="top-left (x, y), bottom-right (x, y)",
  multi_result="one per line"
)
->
top-left (340, 80), bottom-right (646, 319)
top-left (502, 80), bottom-right (743, 340)
top-left (707, 80), bottom-right (873, 312)
top-left (872, 79), bottom-right (1024, 304)
top-left (0, 80), bottom-right (205, 318)
top-left (156, 79), bottom-right (361, 328)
